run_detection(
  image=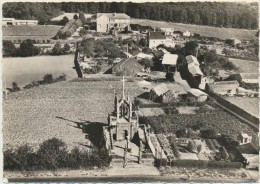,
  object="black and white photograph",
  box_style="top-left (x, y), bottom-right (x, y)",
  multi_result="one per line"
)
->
top-left (1, 0), bottom-right (259, 182)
